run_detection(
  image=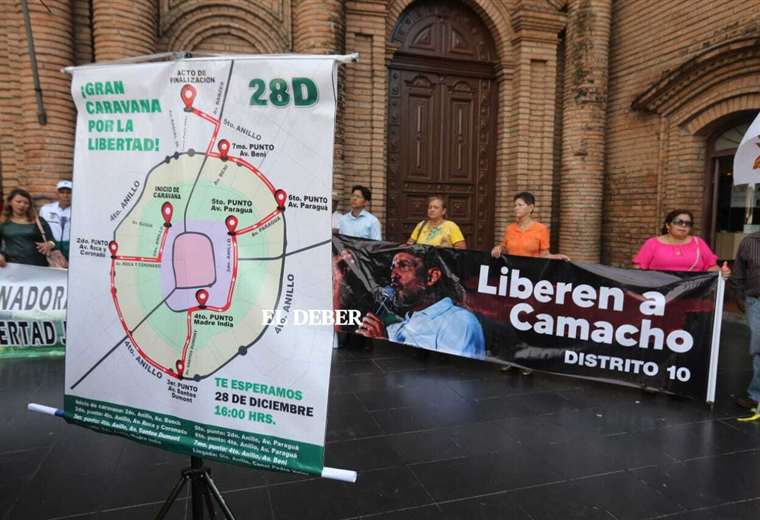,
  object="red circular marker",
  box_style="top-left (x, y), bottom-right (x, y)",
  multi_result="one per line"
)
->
top-left (161, 201), bottom-right (174, 226)
top-left (108, 240), bottom-right (118, 257)
top-left (180, 84), bottom-right (197, 110)
top-left (217, 139), bottom-right (230, 160)
top-left (195, 289), bottom-right (209, 307)
top-left (225, 215), bottom-right (238, 234)
top-left (274, 189), bottom-right (287, 209)
top-left (175, 360), bottom-right (185, 376)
